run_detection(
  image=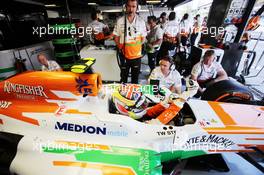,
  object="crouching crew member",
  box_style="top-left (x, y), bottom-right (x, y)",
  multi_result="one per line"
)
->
top-left (191, 50), bottom-right (228, 95)
top-left (148, 56), bottom-right (182, 94)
